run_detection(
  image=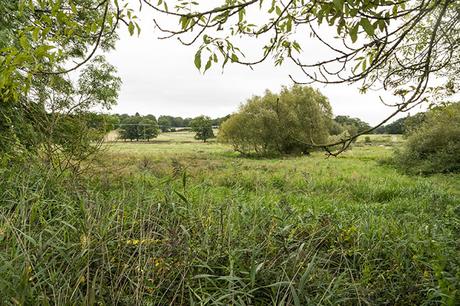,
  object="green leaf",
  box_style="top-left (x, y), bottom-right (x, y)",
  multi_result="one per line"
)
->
top-left (349, 24), bottom-right (358, 43)
top-left (194, 51), bottom-right (202, 69)
top-left (180, 16), bottom-right (190, 29)
top-left (19, 35), bottom-right (29, 49)
top-left (35, 45), bottom-right (55, 57)
top-left (268, 0), bottom-right (276, 13)
top-left (333, 0), bottom-right (344, 12)
top-left (362, 58), bottom-right (367, 71)
top-left (204, 59), bottom-right (212, 72)
top-left (292, 41), bottom-right (302, 52)
top-left (286, 17), bottom-right (292, 32)
top-left (32, 28), bottom-right (40, 41)
top-left (238, 9), bottom-right (245, 23)
top-left (128, 22), bottom-right (135, 36)
top-left (71, 2), bottom-right (77, 13)
top-left (174, 190), bottom-right (189, 204)
top-left (360, 18), bottom-right (374, 36)
top-left (13, 54), bottom-right (29, 66)
top-left (392, 5), bottom-right (398, 17)
top-left (275, 6), bottom-right (282, 16)
top-left (182, 170), bottom-right (187, 189)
